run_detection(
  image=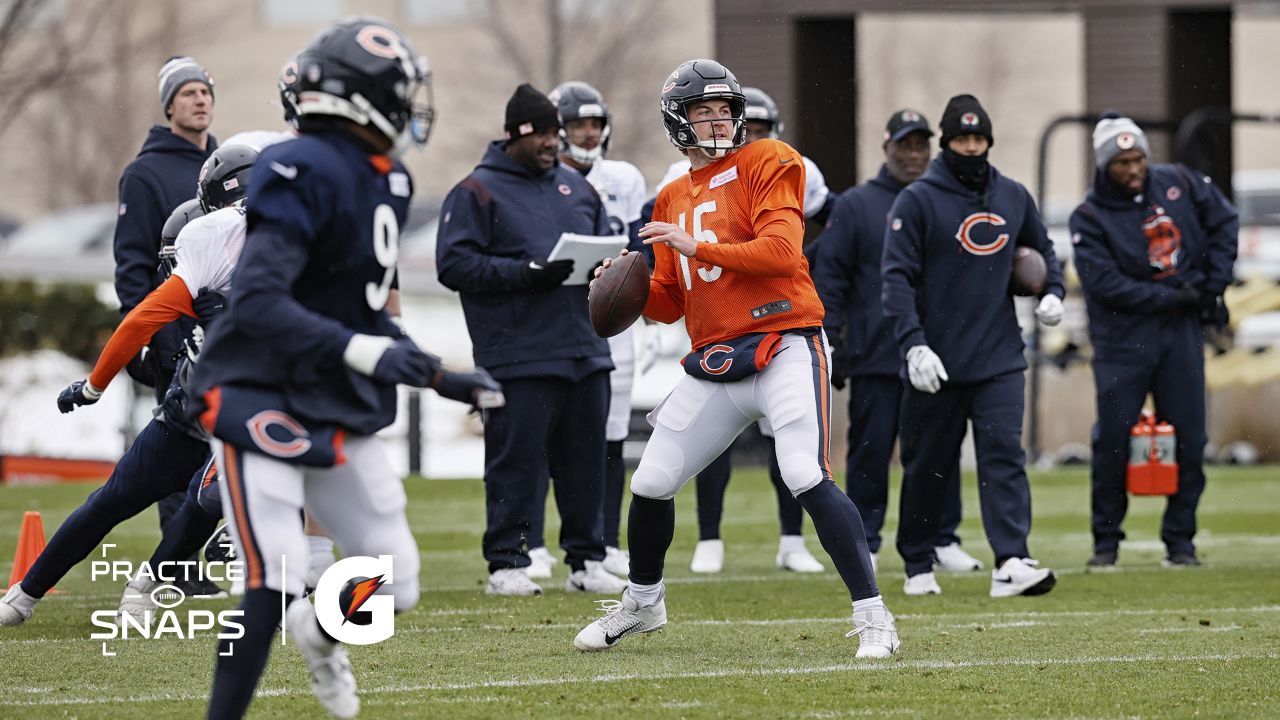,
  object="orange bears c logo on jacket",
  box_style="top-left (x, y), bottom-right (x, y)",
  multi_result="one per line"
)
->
top-left (955, 212), bottom-right (1009, 256)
